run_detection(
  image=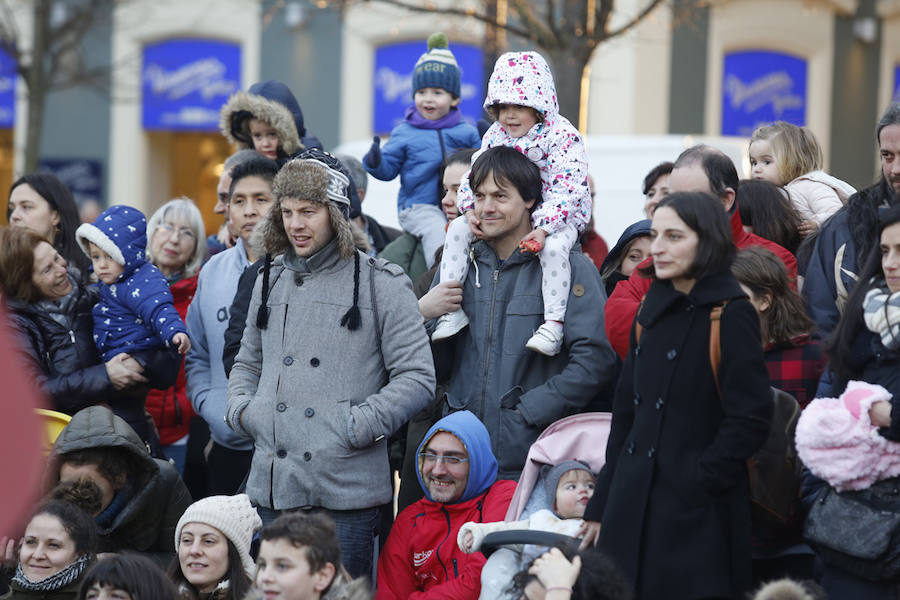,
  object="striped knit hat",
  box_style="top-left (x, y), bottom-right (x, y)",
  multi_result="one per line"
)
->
top-left (413, 32), bottom-right (461, 98)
